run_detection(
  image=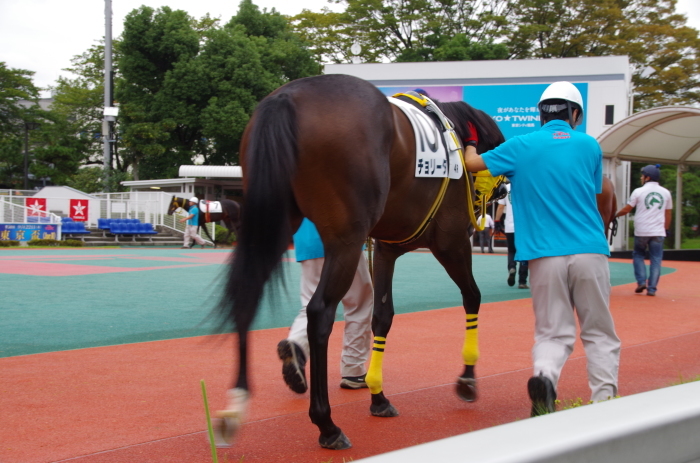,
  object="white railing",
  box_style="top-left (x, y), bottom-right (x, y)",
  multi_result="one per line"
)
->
top-left (356, 381), bottom-right (700, 463)
top-left (1, 191), bottom-right (215, 242)
top-left (0, 196), bottom-right (61, 224)
top-left (92, 191), bottom-right (214, 241)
